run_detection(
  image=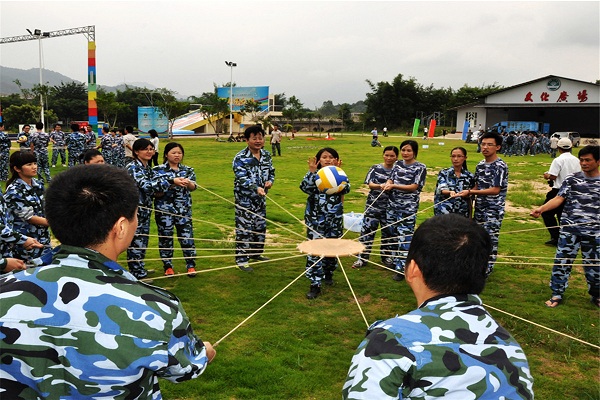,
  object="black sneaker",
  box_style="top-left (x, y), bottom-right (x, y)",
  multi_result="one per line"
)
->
top-left (323, 272), bottom-right (334, 286)
top-left (545, 239), bottom-right (558, 246)
top-left (238, 264), bottom-right (254, 272)
top-left (382, 257), bottom-right (394, 268)
top-left (392, 273), bottom-right (405, 282)
top-left (250, 255), bottom-right (270, 261)
top-left (306, 284), bottom-right (321, 299)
